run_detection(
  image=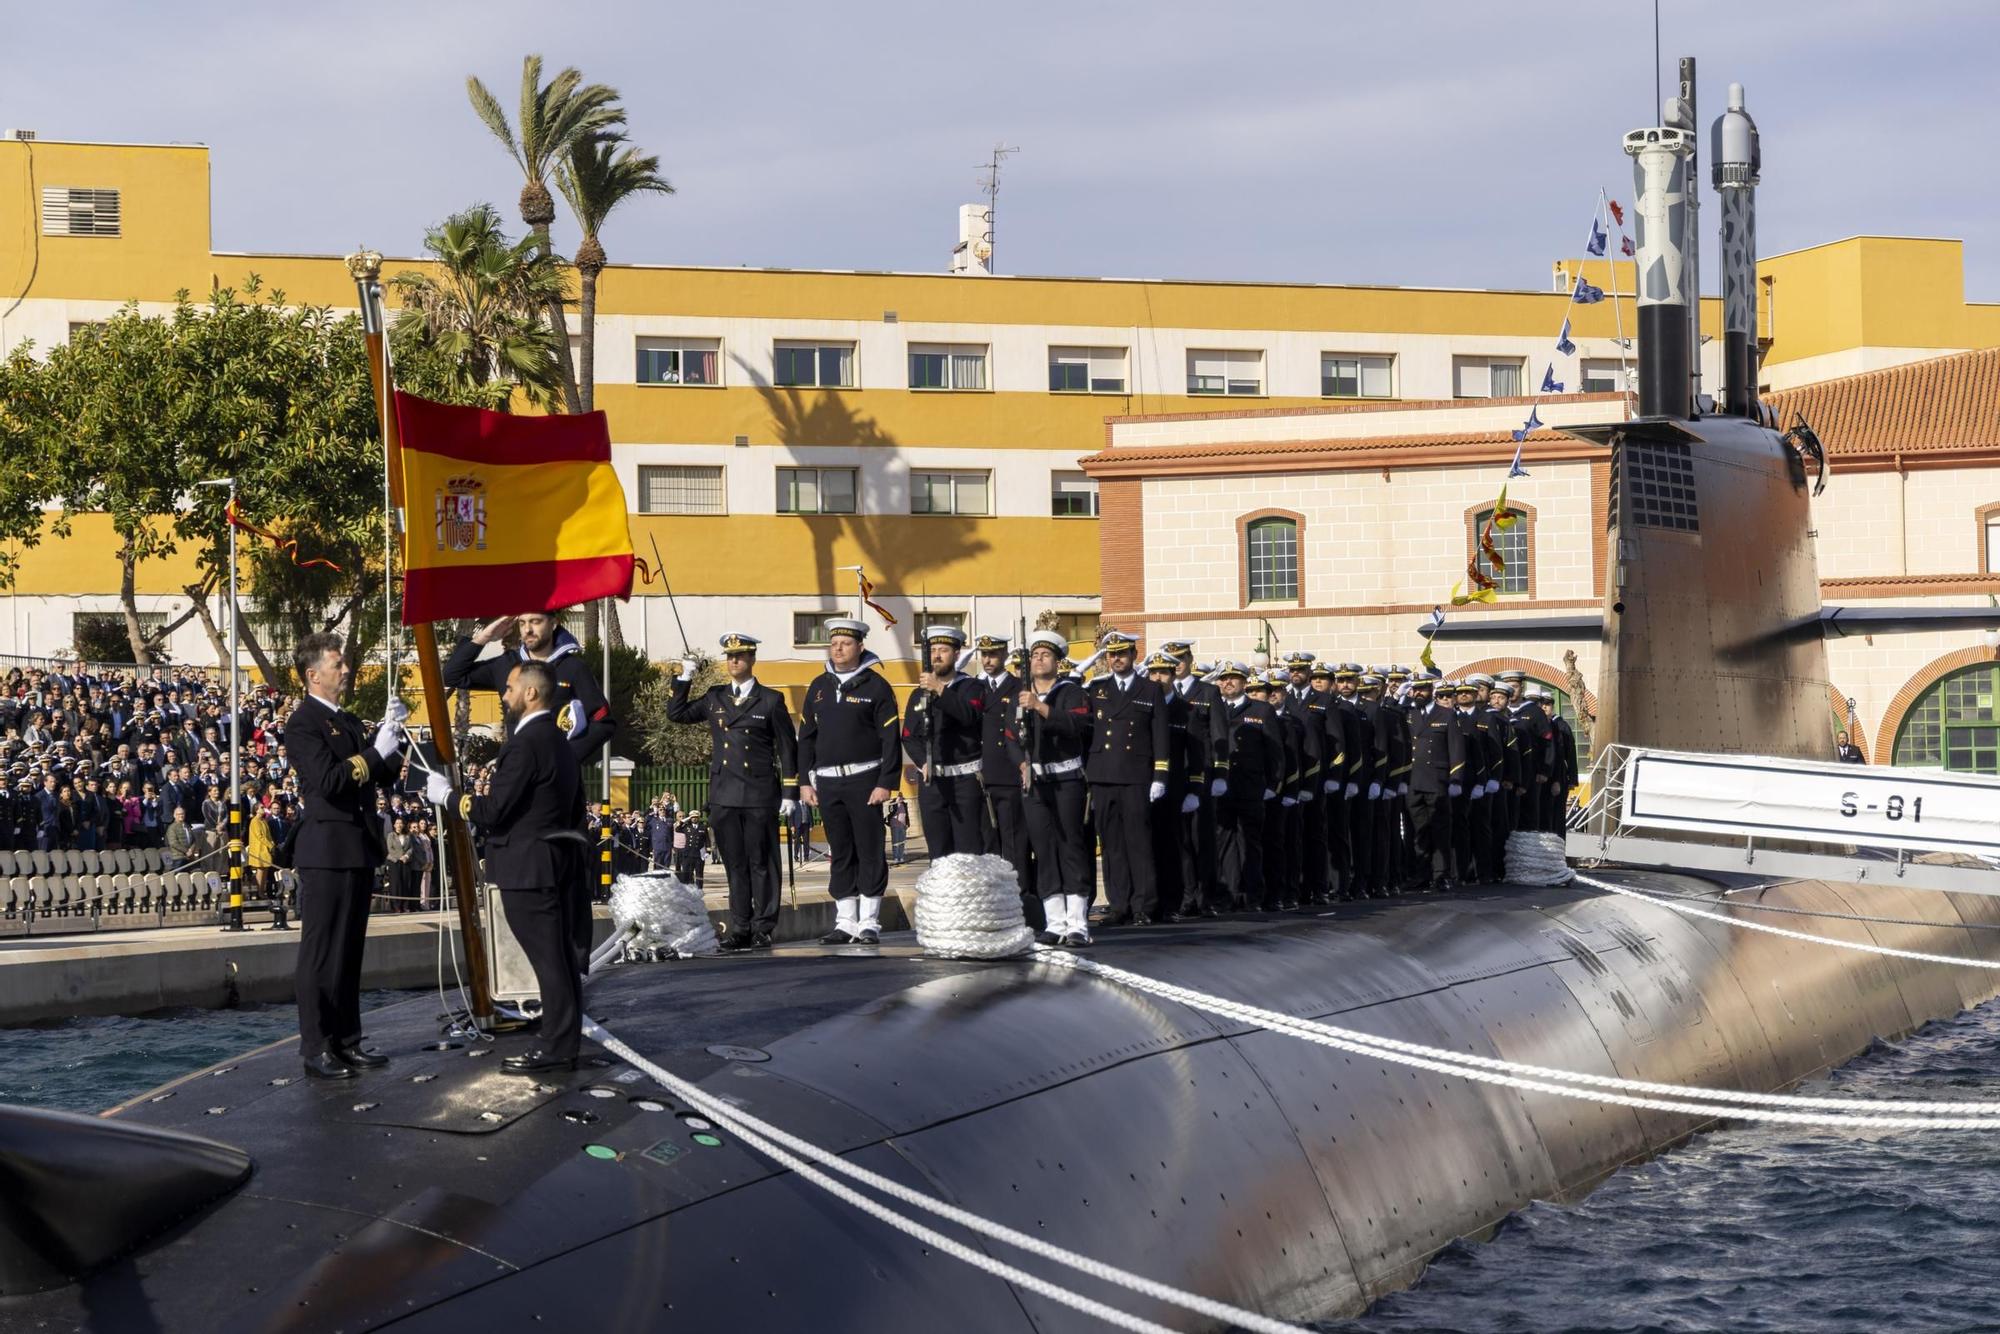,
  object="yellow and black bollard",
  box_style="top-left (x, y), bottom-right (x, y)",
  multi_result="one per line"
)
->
top-left (225, 803), bottom-right (245, 932)
top-left (598, 800), bottom-right (613, 903)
